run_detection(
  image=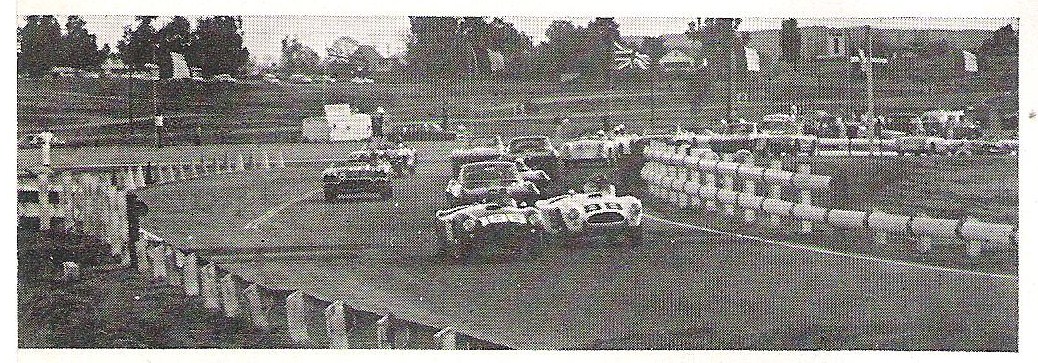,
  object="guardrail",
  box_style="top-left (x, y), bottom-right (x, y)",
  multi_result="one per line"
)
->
top-left (640, 139), bottom-right (1017, 257)
top-left (18, 149), bottom-right (490, 349)
top-left (17, 149), bottom-right (288, 259)
top-left (644, 133), bottom-right (1018, 157)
